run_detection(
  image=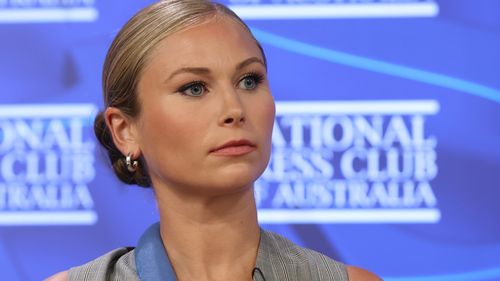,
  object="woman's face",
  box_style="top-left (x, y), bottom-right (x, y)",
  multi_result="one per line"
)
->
top-left (134, 16), bottom-right (275, 195)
